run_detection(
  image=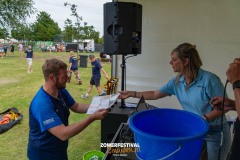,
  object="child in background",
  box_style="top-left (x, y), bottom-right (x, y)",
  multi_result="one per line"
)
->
top-left (81, 54), bottom-right (109, 99)
top-left (68, 51), bottom-right (82, 85)
top-left (25, 46), bottom-right (34, 73)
